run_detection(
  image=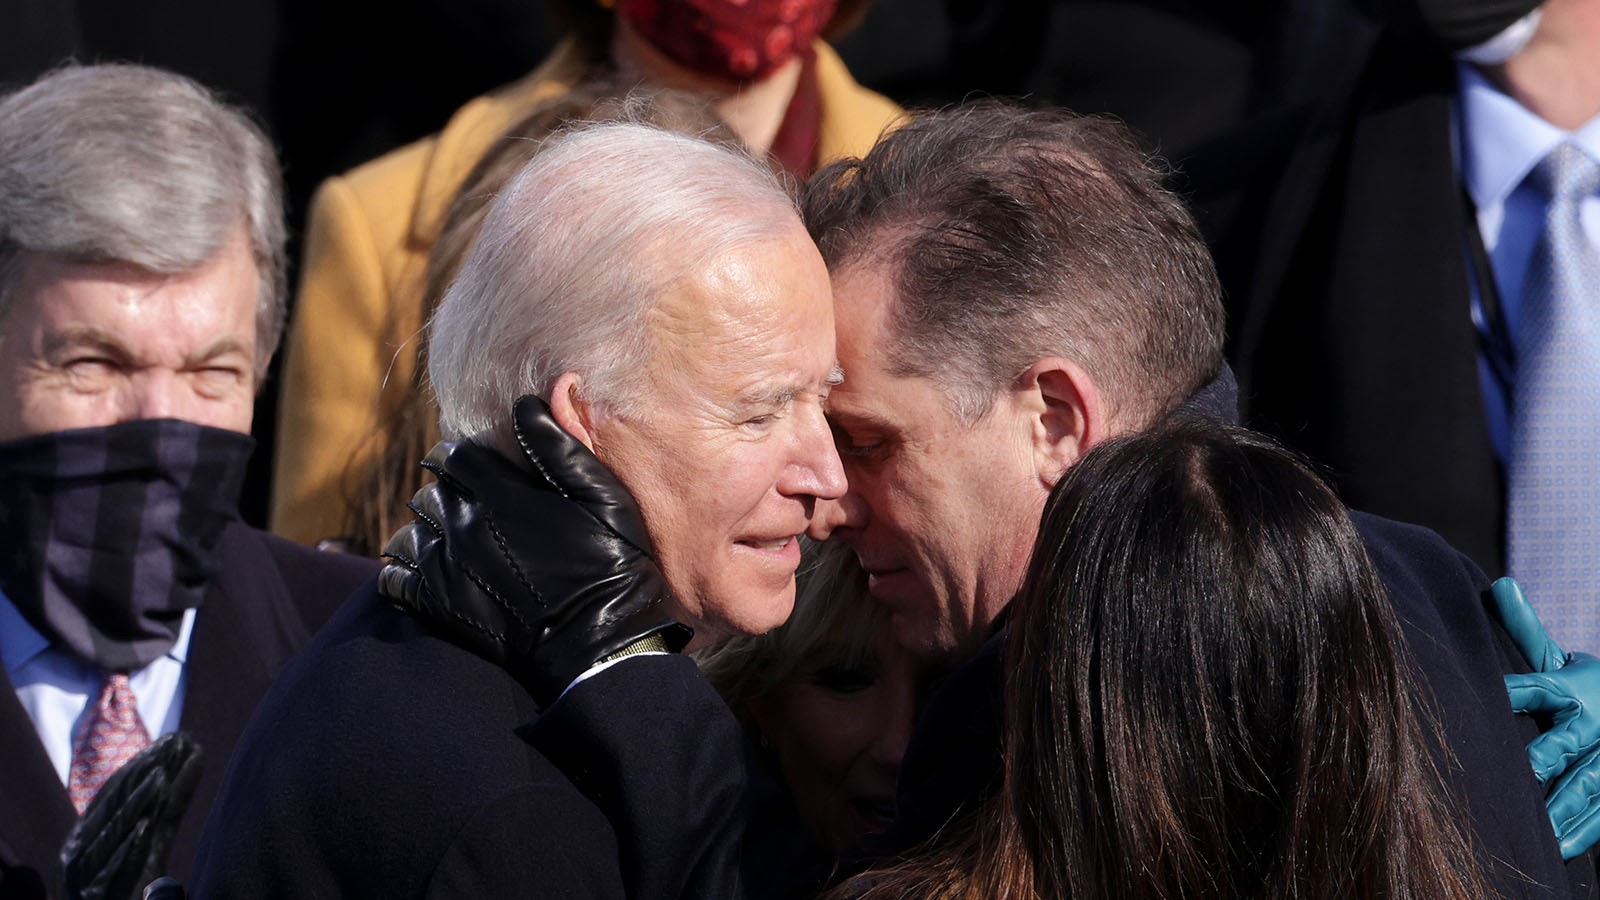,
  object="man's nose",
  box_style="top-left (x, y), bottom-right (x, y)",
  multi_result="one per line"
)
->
top-left (128, 371), bottom-right (183, 421)
top-left (785, 405), bottom-right (848, 502)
